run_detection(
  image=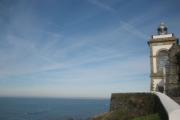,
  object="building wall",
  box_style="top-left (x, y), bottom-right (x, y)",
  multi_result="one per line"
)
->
top-left (148, 36), bottom-right (178, 91)
top-left (152, 44), bottom-right (172, 73)
top-left (166, 44), bottom-right (180, 97)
